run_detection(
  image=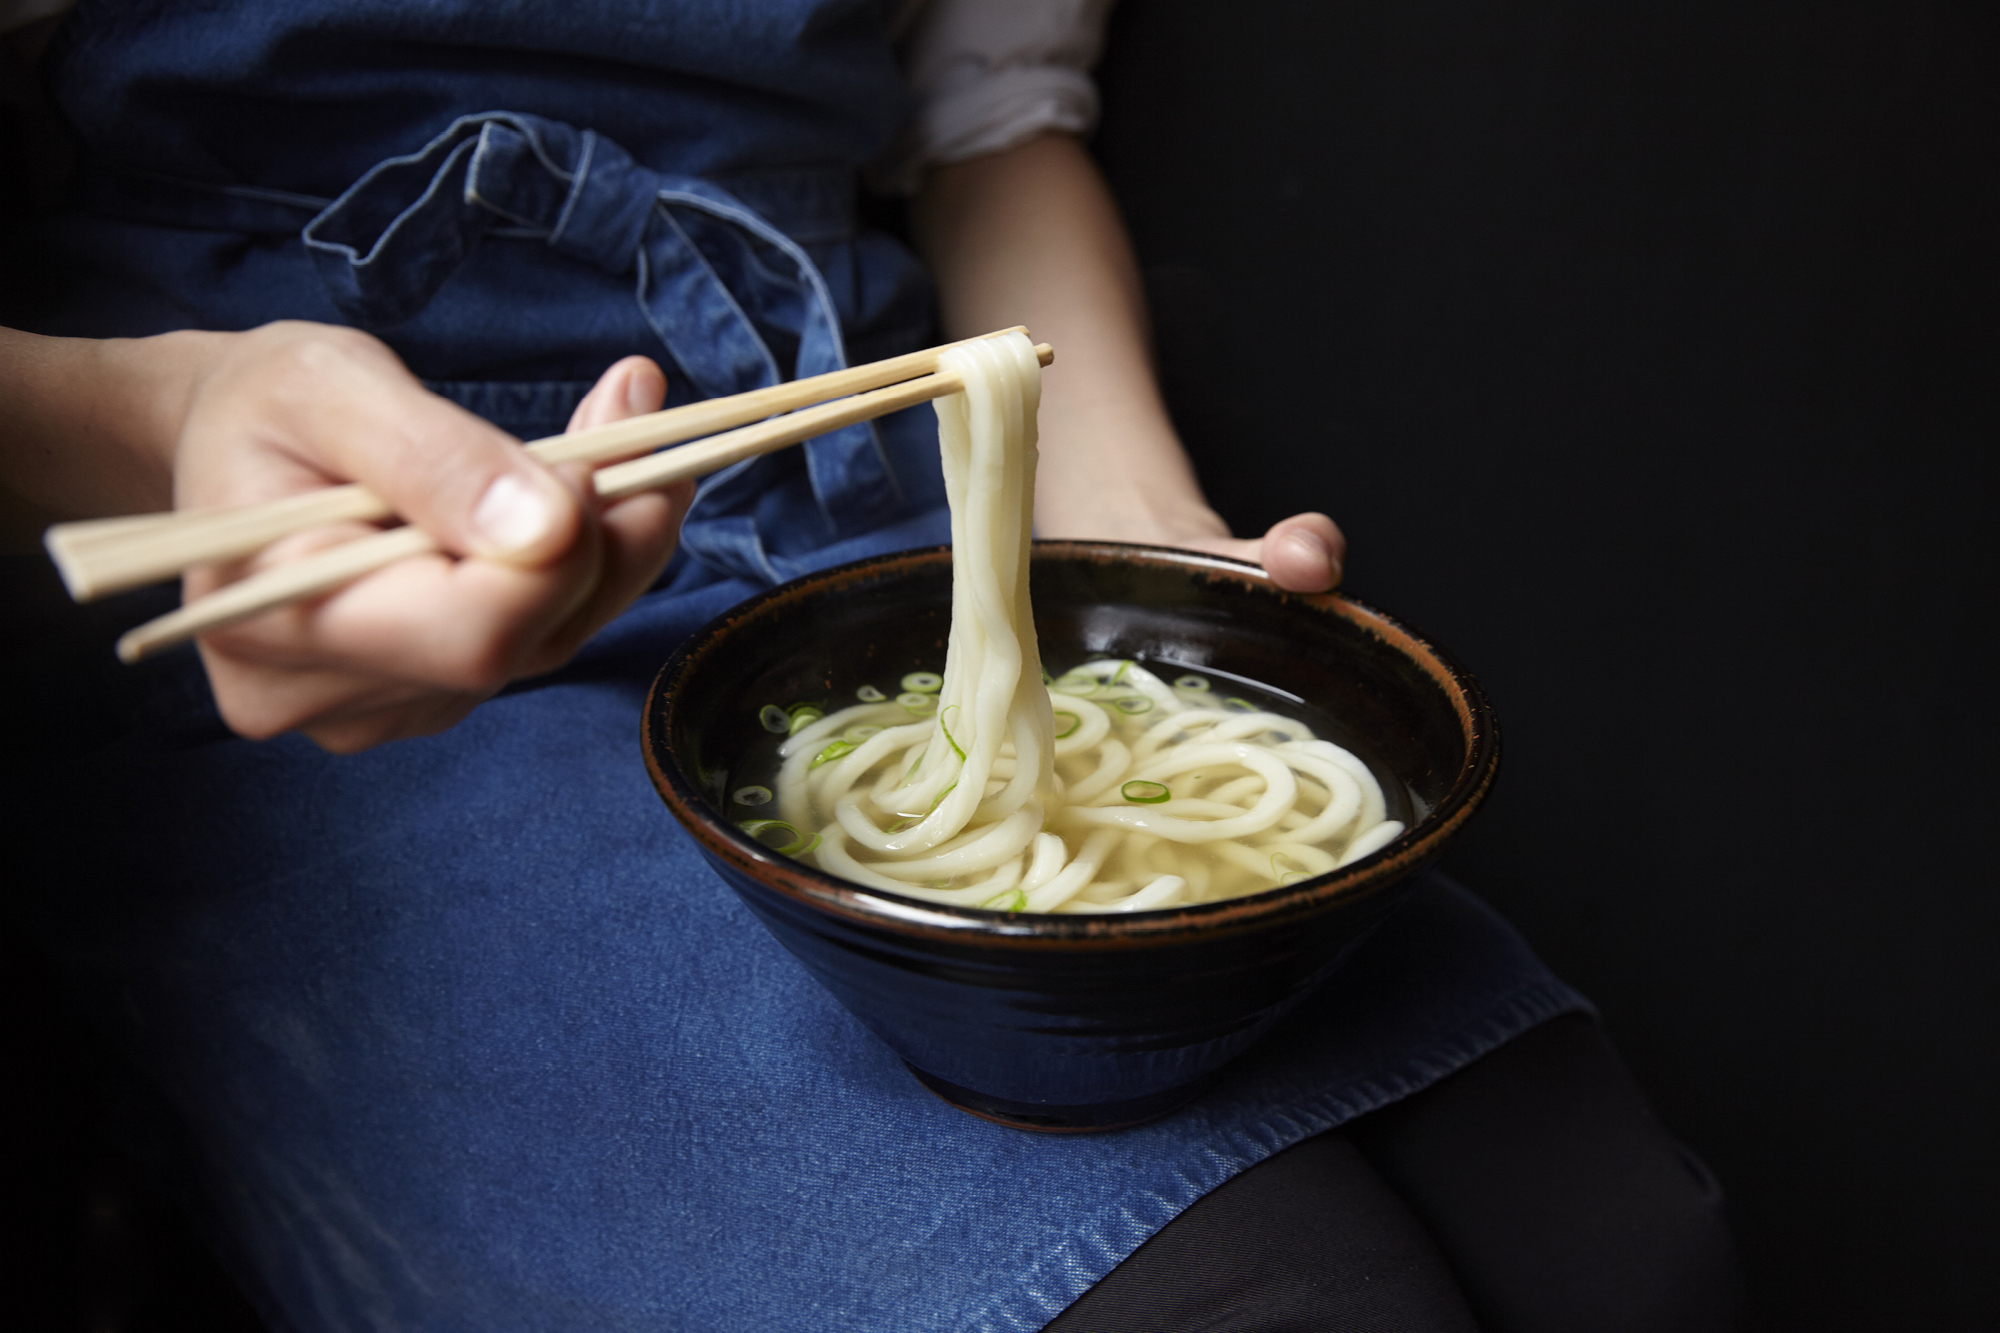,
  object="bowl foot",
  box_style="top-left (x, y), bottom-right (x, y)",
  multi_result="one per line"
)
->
top-left (904, 1062), bottom-right (1219, 1133)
